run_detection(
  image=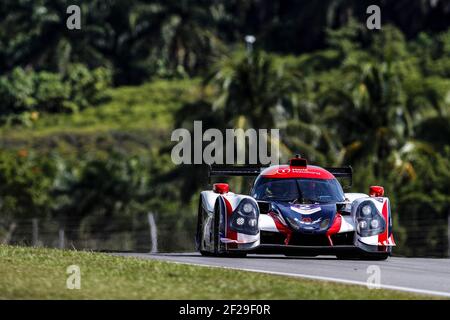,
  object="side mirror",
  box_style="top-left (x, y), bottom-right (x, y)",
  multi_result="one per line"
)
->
top-left (213, 183), bottom-right (229, 194)
top-left (369, 186), bottom-right (384, 197)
